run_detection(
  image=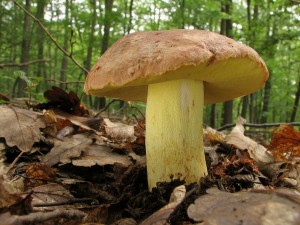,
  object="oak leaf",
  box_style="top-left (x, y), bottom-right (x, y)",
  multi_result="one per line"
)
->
top-left (269, 124), bottom-right (300, 161)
